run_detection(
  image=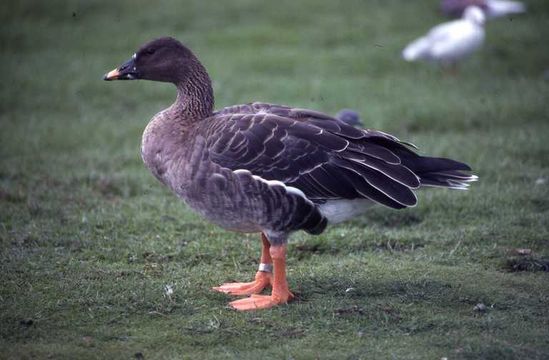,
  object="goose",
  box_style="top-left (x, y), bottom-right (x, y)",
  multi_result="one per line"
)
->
top-left (402, 6), bottom-right (485, 67)
top-left (104, 37), bottom-right (477, 310)
top-left (441, 0), bottom-right (526, 19)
